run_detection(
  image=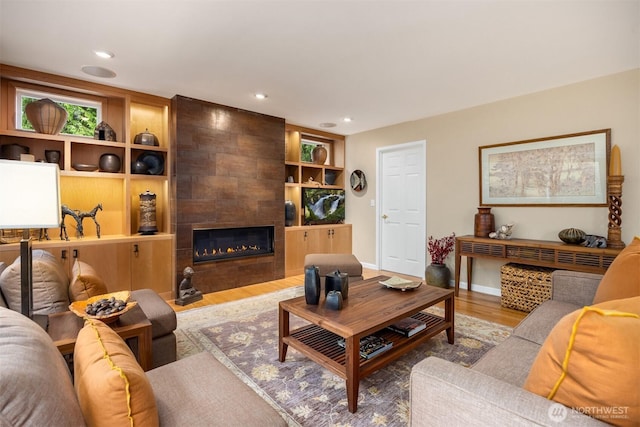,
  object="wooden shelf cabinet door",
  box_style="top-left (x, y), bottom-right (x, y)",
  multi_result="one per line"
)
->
top-left (55, 244), bottom-right (130, 293)
top-left (284, 224), bottom-right (352, 276)
top-left (285, 229), bottom-right (308, 277)
top-left (329, 225), bottom-right (352, 253)
top-left (129, 238), bottom-right (174, 299)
